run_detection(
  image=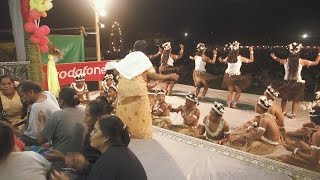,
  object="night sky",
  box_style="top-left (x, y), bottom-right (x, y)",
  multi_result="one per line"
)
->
top-left (0, 0), bottom-right (319, 45)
